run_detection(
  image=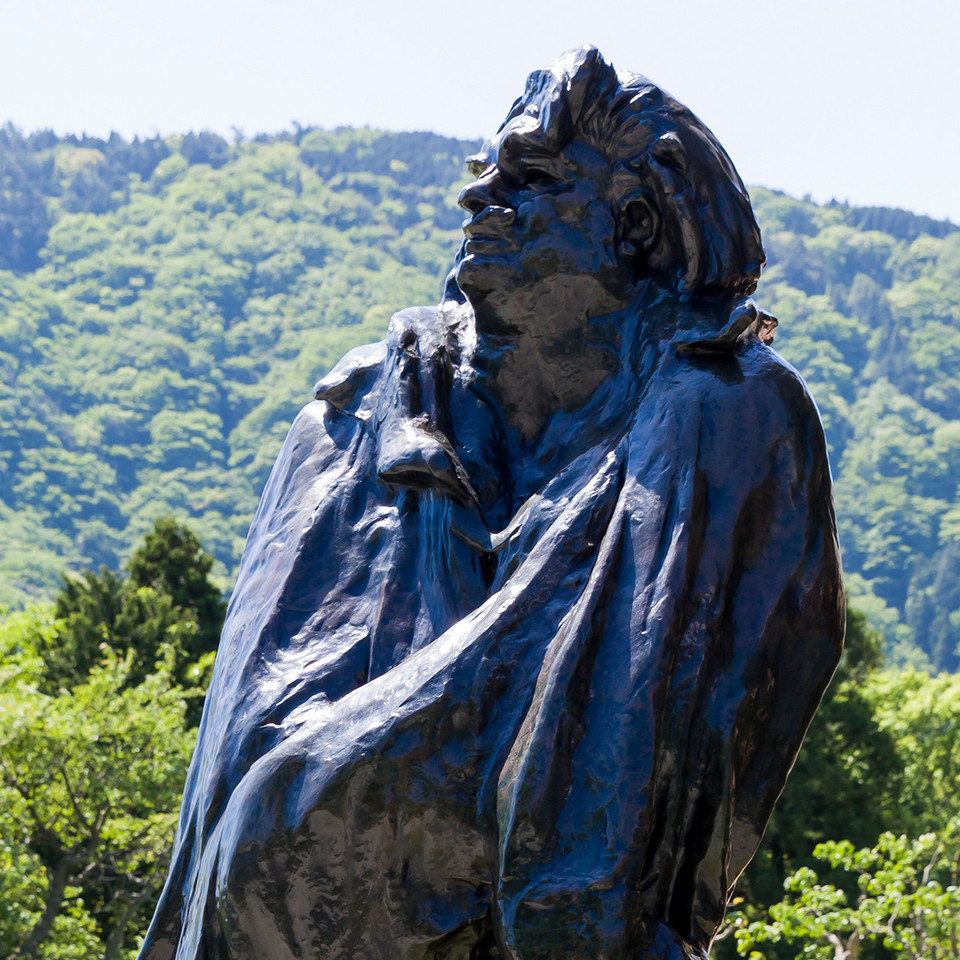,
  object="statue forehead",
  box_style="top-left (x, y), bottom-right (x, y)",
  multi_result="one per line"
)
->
top-left (467, 54), bottom-right (588, 169)
top-left (506, 71), bottom-right (574, 148)
top-left (472, 121), bottom-right (553, 171)
top-left (471, 93), bottom-right (578, 172)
